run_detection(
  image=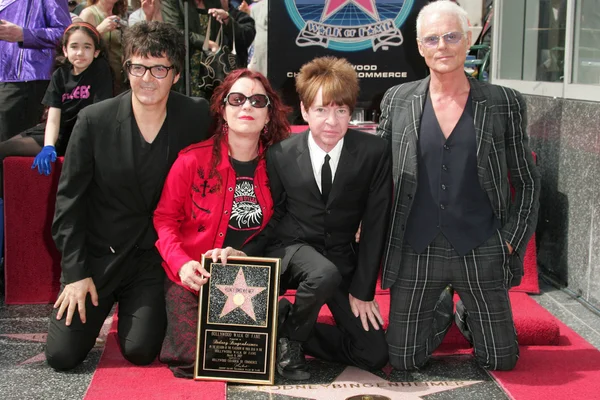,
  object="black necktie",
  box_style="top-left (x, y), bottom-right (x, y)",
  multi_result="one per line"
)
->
top-left (321, 154), bottom-right (332, 203)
